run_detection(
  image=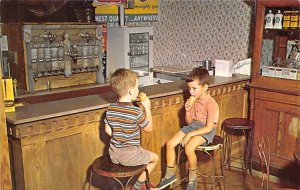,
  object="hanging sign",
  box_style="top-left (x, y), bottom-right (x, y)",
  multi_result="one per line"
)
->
top-left (93, 0), bottom-right (159, 23)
